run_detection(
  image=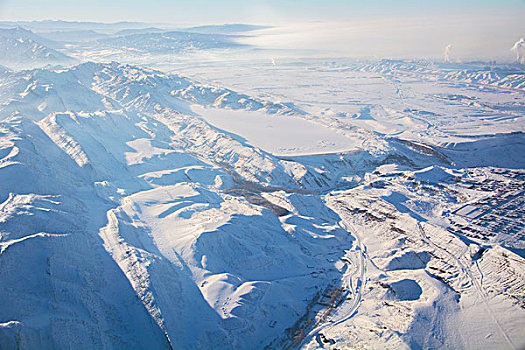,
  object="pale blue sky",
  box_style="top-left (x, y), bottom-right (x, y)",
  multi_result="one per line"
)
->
top-left (0, 0), bottom-right (524, 24)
